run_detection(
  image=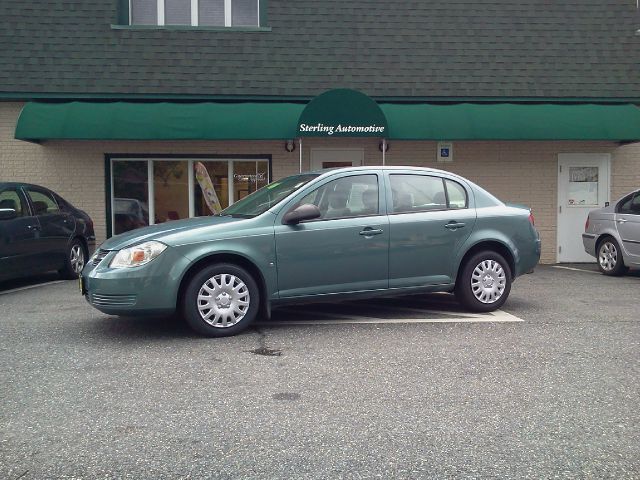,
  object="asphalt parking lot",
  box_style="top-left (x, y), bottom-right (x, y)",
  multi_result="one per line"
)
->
top-left (1, 265), bottom-right (639, 479)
